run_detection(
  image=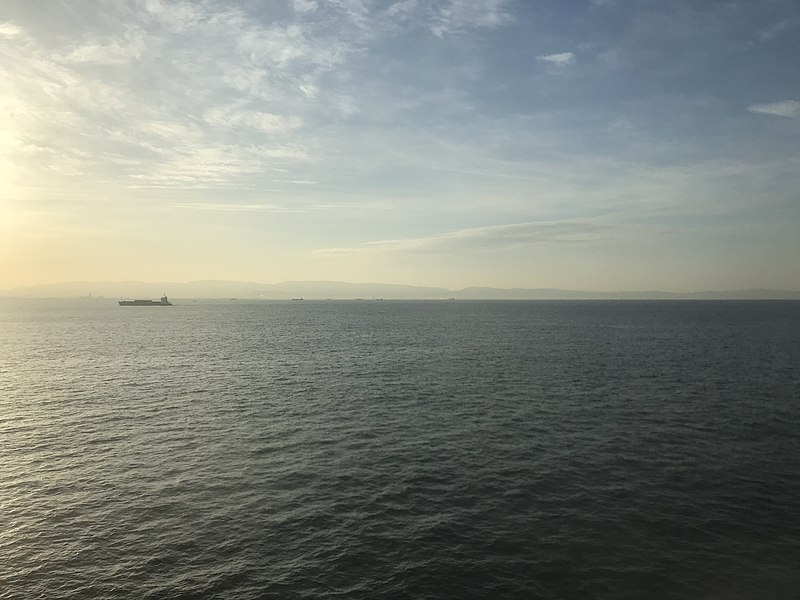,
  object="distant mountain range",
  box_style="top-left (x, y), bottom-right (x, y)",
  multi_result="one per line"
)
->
top-left (2, 280), bottom-right (799, 300)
